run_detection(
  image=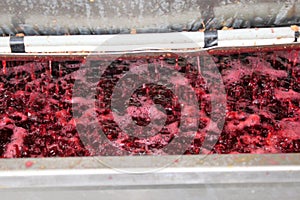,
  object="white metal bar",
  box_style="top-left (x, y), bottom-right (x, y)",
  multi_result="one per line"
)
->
top-left (24, 32), bottom-right (205, 53)
top-left (0, 37), bottom-right (11, 53)
top-left (0, 27), bottom-right (298, 54)
top-left (218, 27), bottom-right (296, 47)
